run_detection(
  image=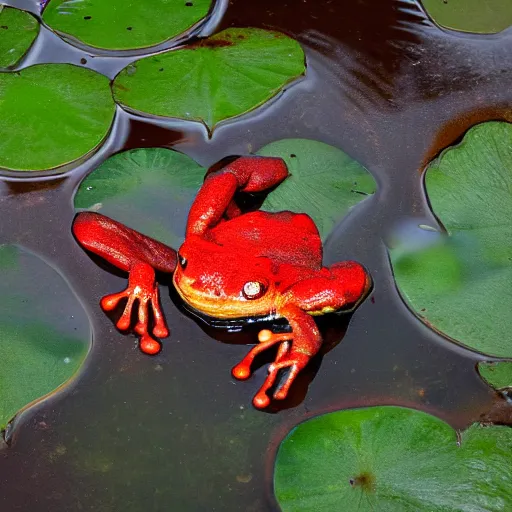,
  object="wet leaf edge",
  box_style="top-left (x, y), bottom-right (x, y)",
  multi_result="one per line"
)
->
top-left (0, 5), bottom-right (40, 69)
top-left (0, 244), bottom-right (93, 432)
top-left (41, 0), bottom-right (214, 53)
top-left (389, 121), bottom-right (512, 358)
top-left (420, 0), bottom-right (512, 35)
top-left (0, 63), bottom-right (117, 173)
